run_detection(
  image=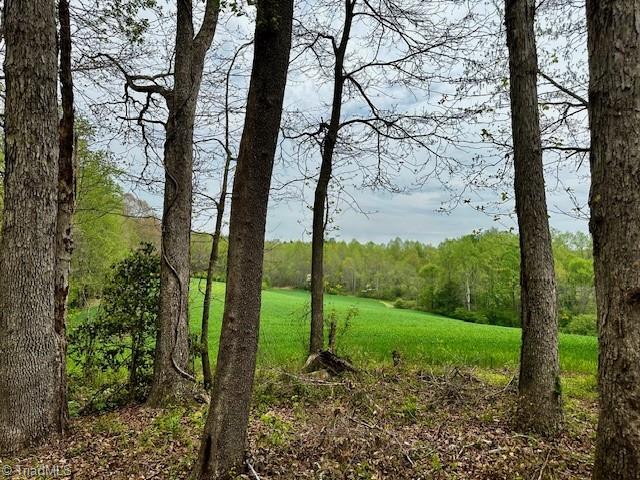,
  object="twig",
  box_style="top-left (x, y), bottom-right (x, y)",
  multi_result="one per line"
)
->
top-left (457, 442), bottom-right (479, 459)
top-left (246, 460), bottom-right (261, 480)
top-left (537, 449), bottom-right (551, 480)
